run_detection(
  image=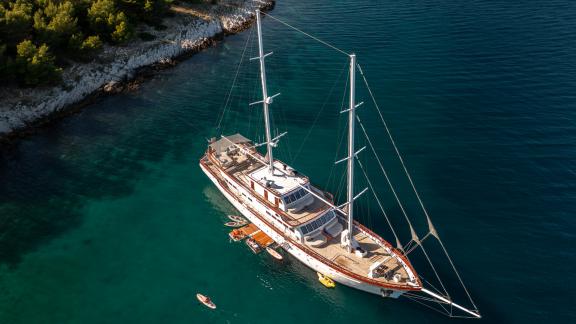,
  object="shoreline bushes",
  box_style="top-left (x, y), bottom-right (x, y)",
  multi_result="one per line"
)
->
top-left (0, 0), bottom-right (174, 86)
